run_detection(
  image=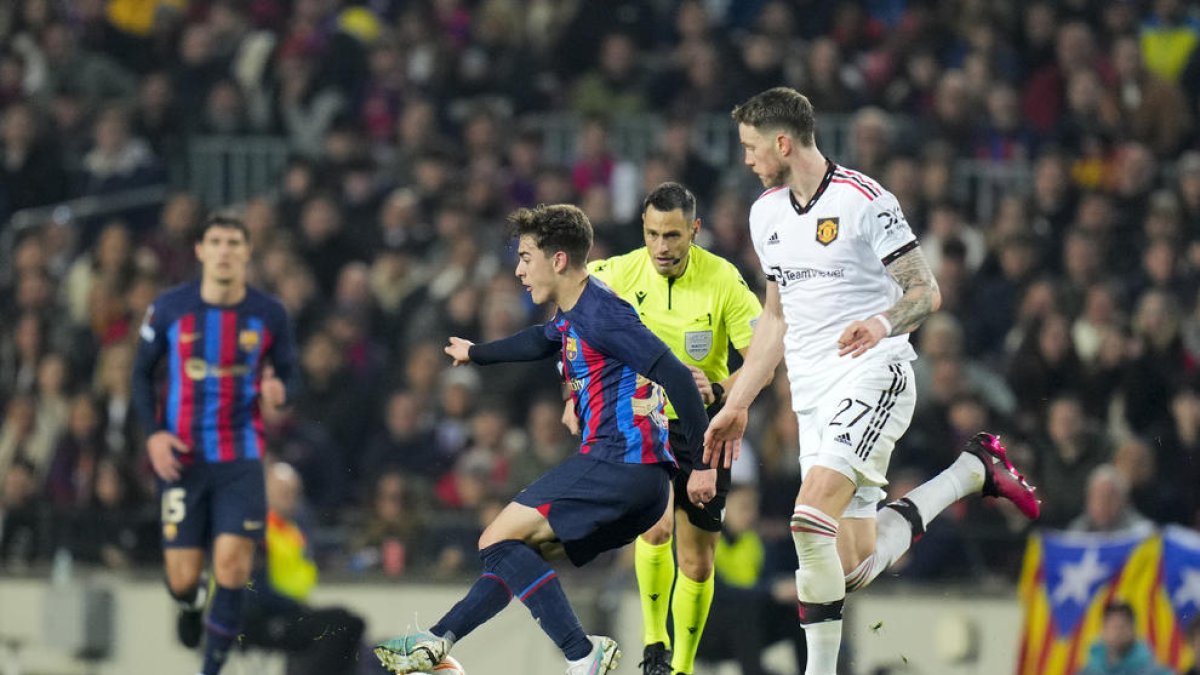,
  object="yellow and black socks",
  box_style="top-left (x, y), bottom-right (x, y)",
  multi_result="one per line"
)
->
top-left (670, 570), bottom-right (714, 674)
top-left (634, 534), bottom-right (675, 649)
